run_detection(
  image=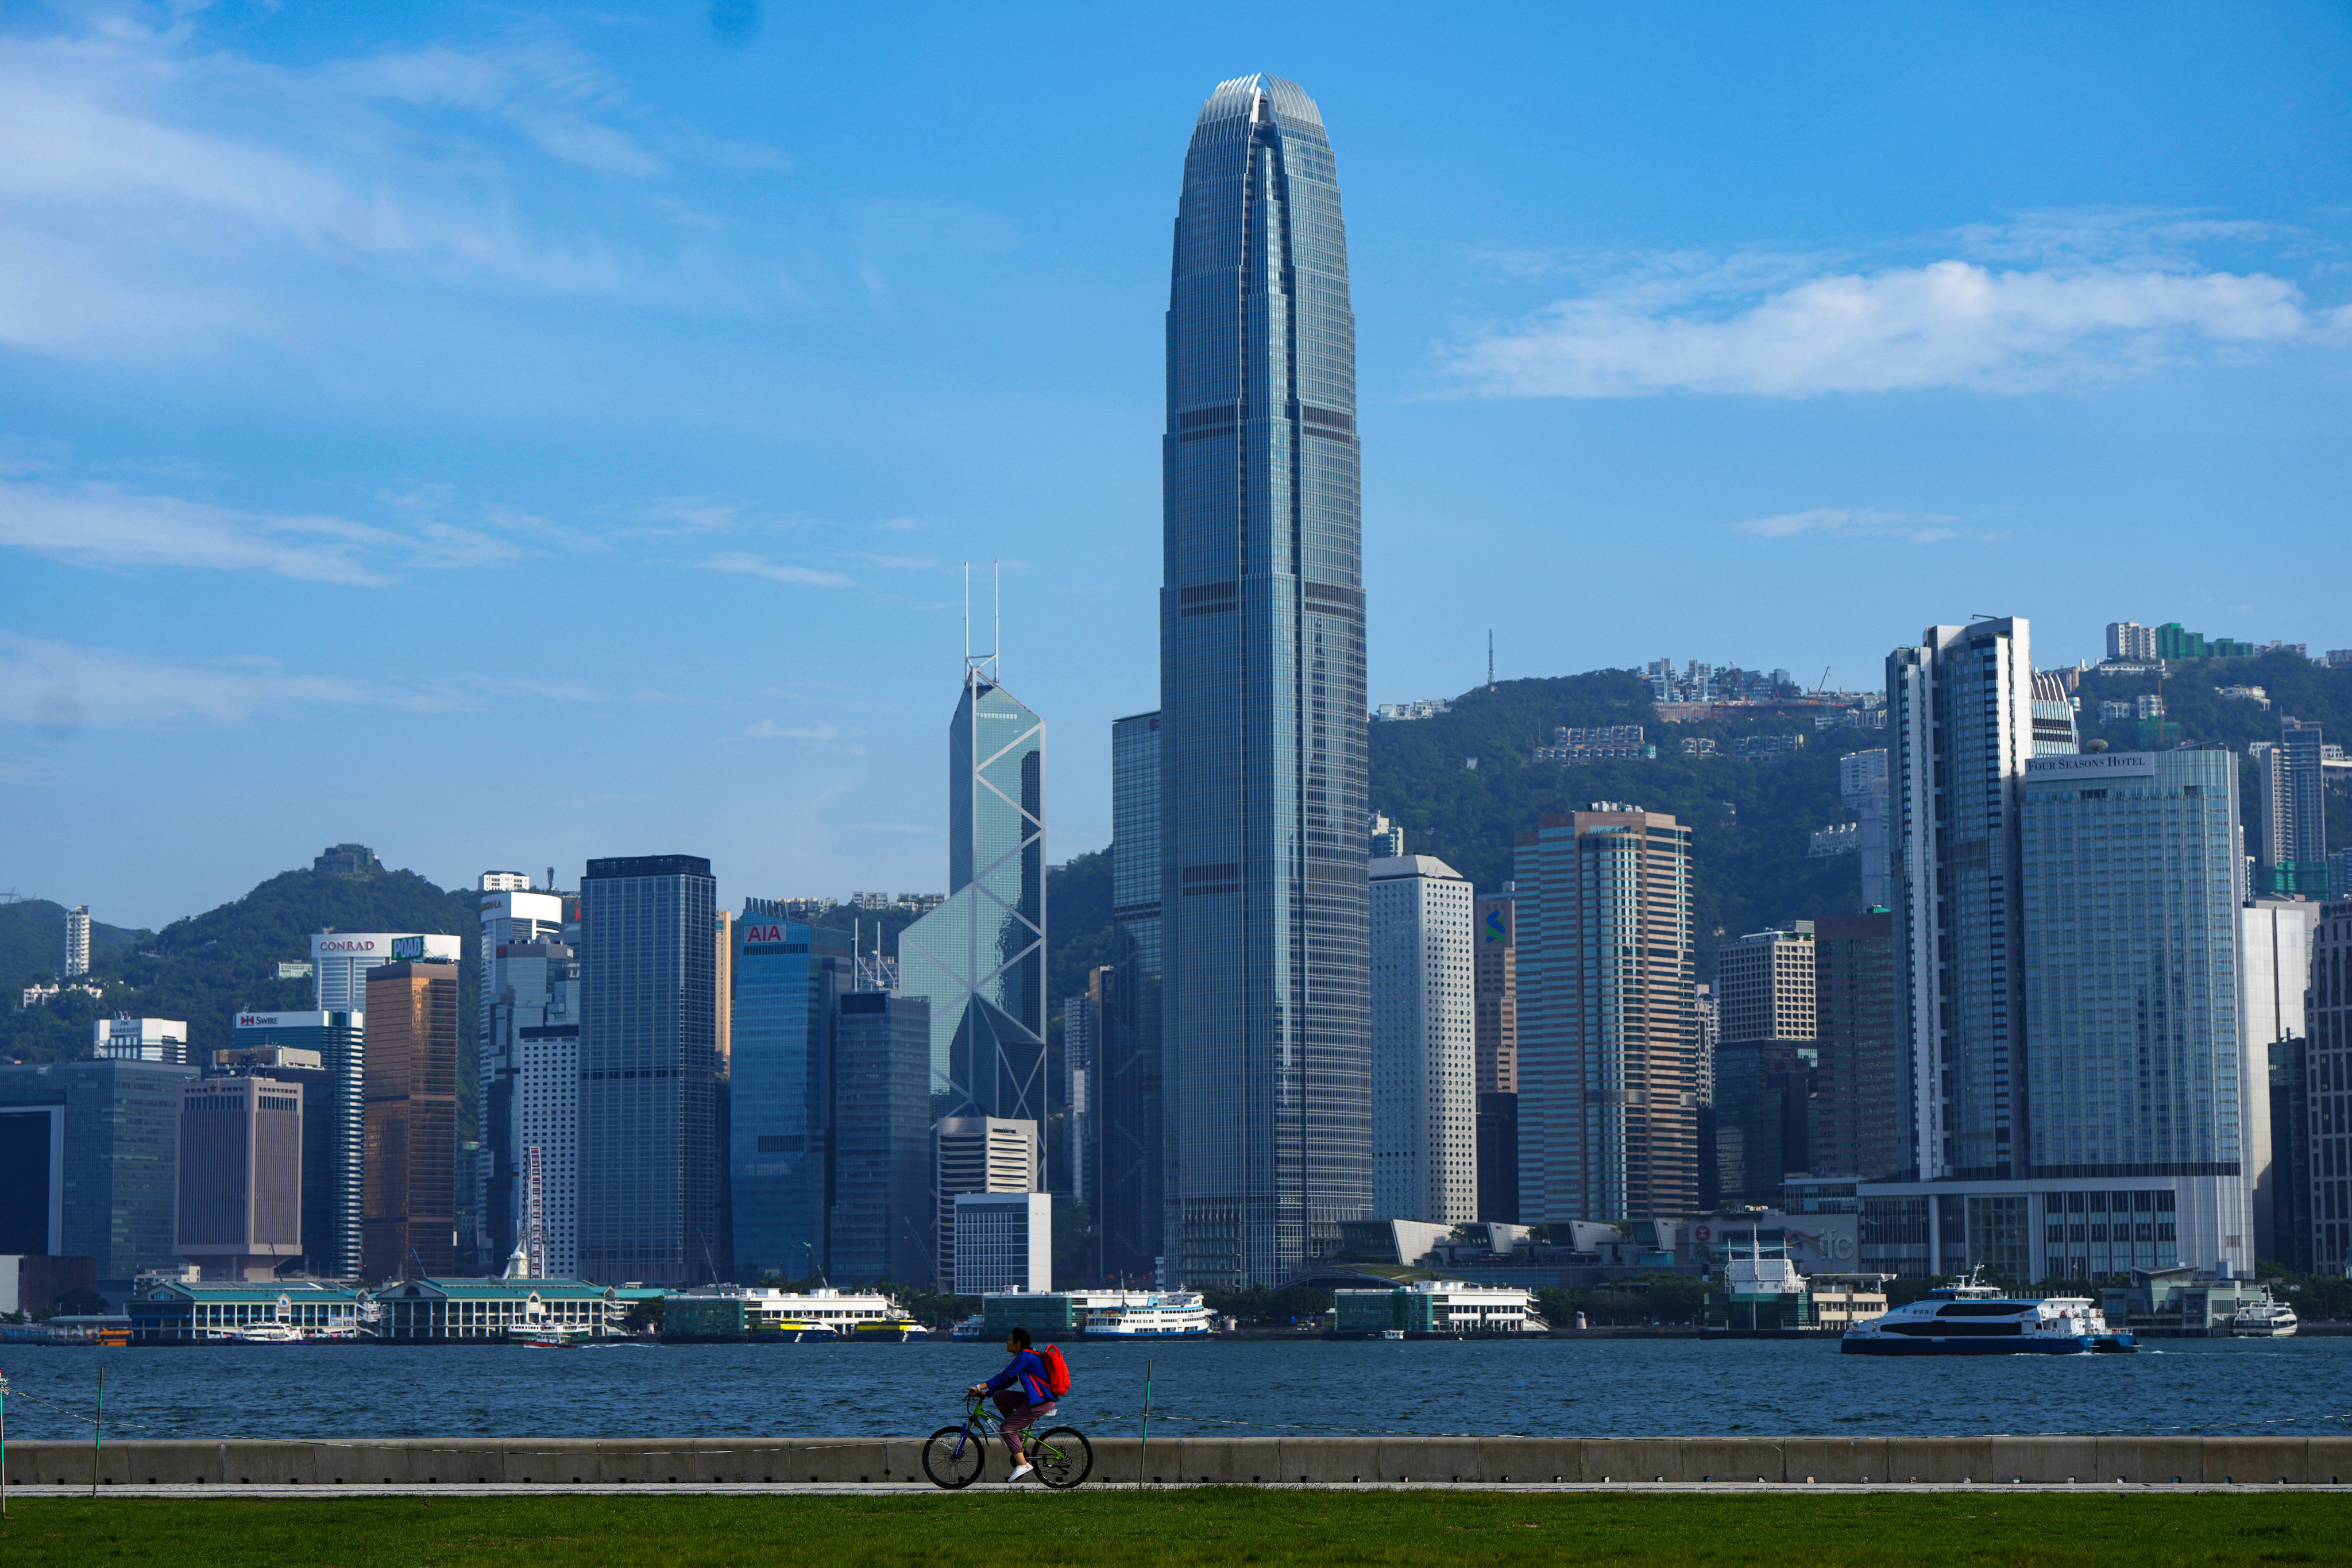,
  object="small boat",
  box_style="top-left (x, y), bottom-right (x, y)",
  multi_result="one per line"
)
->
top-left (1841, 1272), bottom-right (2134, 1355)
top-left (851, 1316), bottom-right (929, 1343)
top-left (1377, 1328), bottom-right (1405, 1340)
top-left (948, 1314), bottom-right (988, 1342)
top-left (2230, 1297), bottom-right (2299, 1338)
